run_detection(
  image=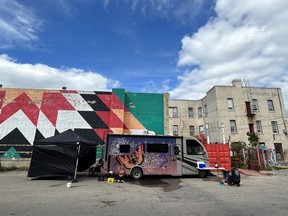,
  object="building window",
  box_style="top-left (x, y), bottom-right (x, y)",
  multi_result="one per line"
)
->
top-left (271, 121), bottom-right (278, 134)
top-left (198, 107), bottom-right (202, 117)
top-left (173, 125), bottom-right (178, 136)
top-left (172, 107), bottom-right (178, 118)
top-left (252, 99), bottom-right (259, 111)
top-left (256, 120), bottom-right (262, 133)
top-left (188, 107), bottom-right (194, 118)
top-left (227, 98), bottom-right (234, 110)
top-left (267, 100), bottom-right (274, 111)
top-left (189, 126), bottom-right (195, 136)
top-left (230, 120), bottom-right (237, 133)
top-left (204, 105), bottom-right (208, 116)
top-left (199, 125), bottom-right (204, 134)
